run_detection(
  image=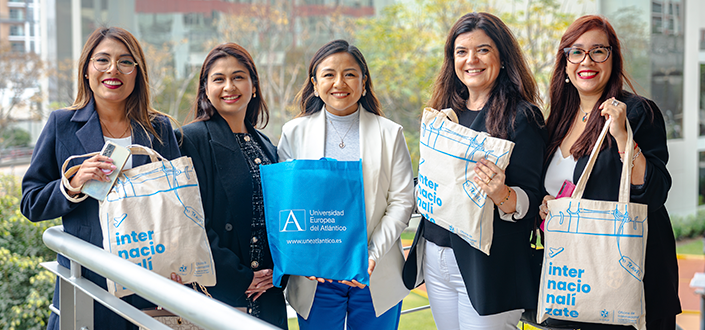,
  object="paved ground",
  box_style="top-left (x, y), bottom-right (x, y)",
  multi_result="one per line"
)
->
top-left (677, 254), bottom-right (704, 330)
